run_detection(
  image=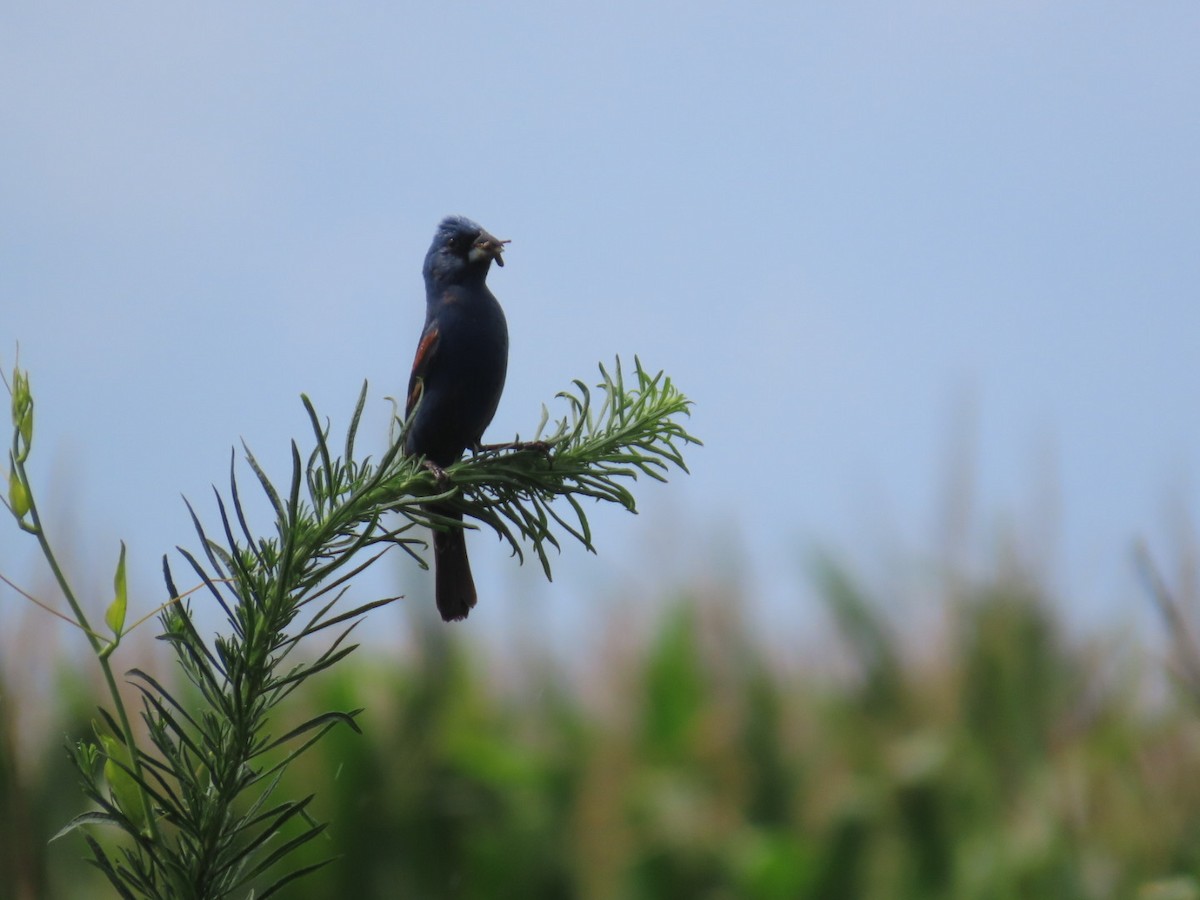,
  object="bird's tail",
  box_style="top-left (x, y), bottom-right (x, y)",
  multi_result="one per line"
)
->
top-left (431, 508), bottom-right (477, 621)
